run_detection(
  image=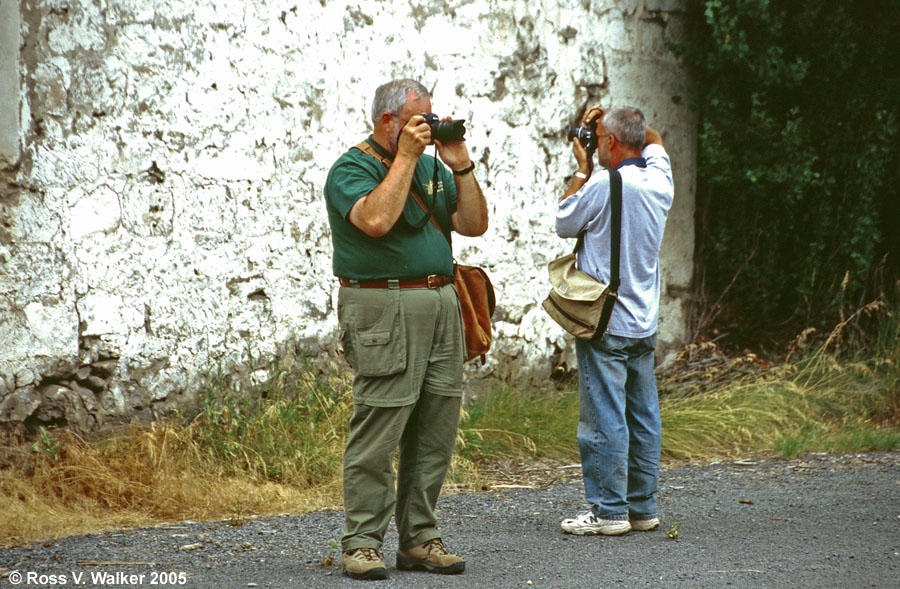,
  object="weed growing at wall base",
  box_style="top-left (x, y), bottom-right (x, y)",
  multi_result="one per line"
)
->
top-left (0, 351), bottom-right (354, 547)
top-left (192, 353), bottom-right (352, 486)
top-left (458, 306), bottom-right (900, 464)
top-left (1, 311), bottom-right (898, 546)
top-left (657, 300), bottom-right (900, 459)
